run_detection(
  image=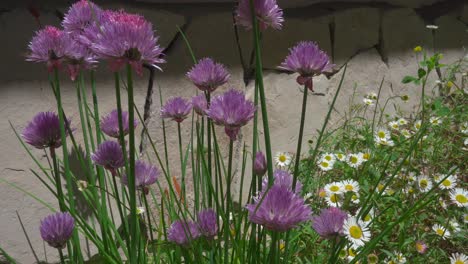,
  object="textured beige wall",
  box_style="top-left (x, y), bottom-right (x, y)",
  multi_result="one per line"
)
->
top-left (0, 0), bottom-right (467, 262)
